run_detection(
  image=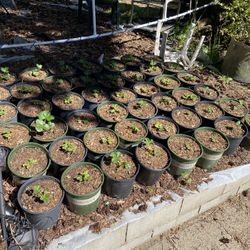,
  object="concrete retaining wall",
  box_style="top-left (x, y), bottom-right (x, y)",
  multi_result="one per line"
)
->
top-left (48, 164), bottom-right (250, 250)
